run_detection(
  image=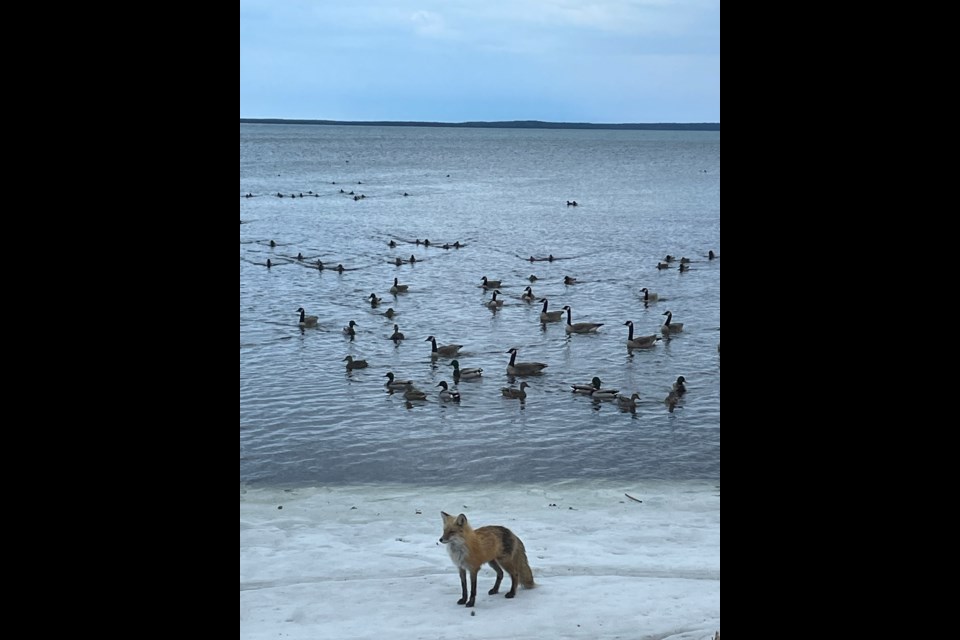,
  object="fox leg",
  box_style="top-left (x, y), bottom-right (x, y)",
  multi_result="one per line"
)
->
top-left (466, 569), bottom-right (478, 607)
top-left (456, 568), bottom-right (469, 605)
top-left (487, 560), bottom-right (504, 595)
top-left (504, 567), bottom-right (519, 598)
